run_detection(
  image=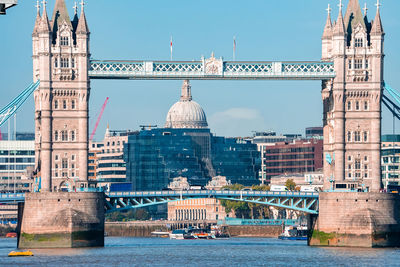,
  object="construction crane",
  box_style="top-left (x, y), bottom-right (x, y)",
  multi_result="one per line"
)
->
top-left (90, 97), bottom-right (109, 141)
